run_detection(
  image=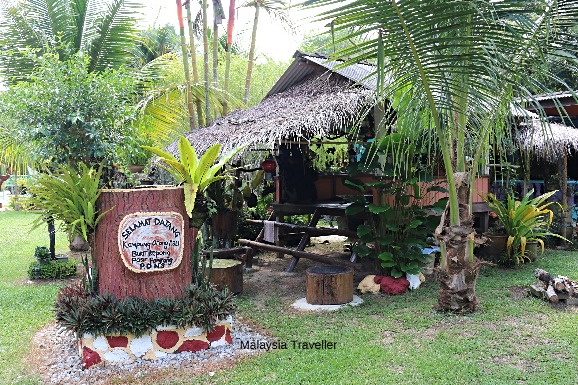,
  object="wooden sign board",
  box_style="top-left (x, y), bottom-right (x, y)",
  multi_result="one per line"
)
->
top-left (118, 212), bottom-right (184, 273)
